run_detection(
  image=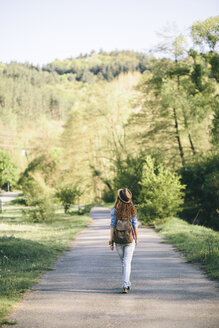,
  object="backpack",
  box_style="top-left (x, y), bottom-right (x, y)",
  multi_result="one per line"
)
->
top-left (113, 217), bottom-right (134, 244)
